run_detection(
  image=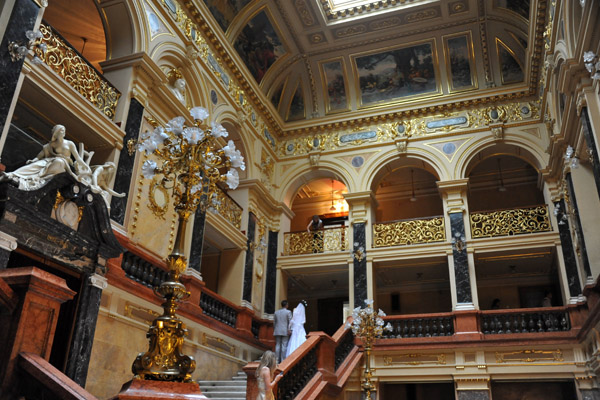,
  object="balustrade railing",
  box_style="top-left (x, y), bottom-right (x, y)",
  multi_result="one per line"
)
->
top-left (34, 22), bottom-right (121, 119)
top-left (283, 226), bottom-right (348, 255)
top-left (200, 291), bottom-right (238, 328)
top-left (381, 314), bottom-right (455, 338)
top-left (334, 329), bottom-right (355, 371)
top-left (372, 216), bottom-right (445, 247)
top-left (121, 251), bottom-right (168, 288)
top-left (481, 308), bottom-right (570, 334)
top-left (470, 205), bottom-right (552, 238)
top-left (276, 347), bottom-right (318, 400)
top-left (214, 186), bottom-right (243, 229)
top-left (251, 319), bottom-right (260, 339)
